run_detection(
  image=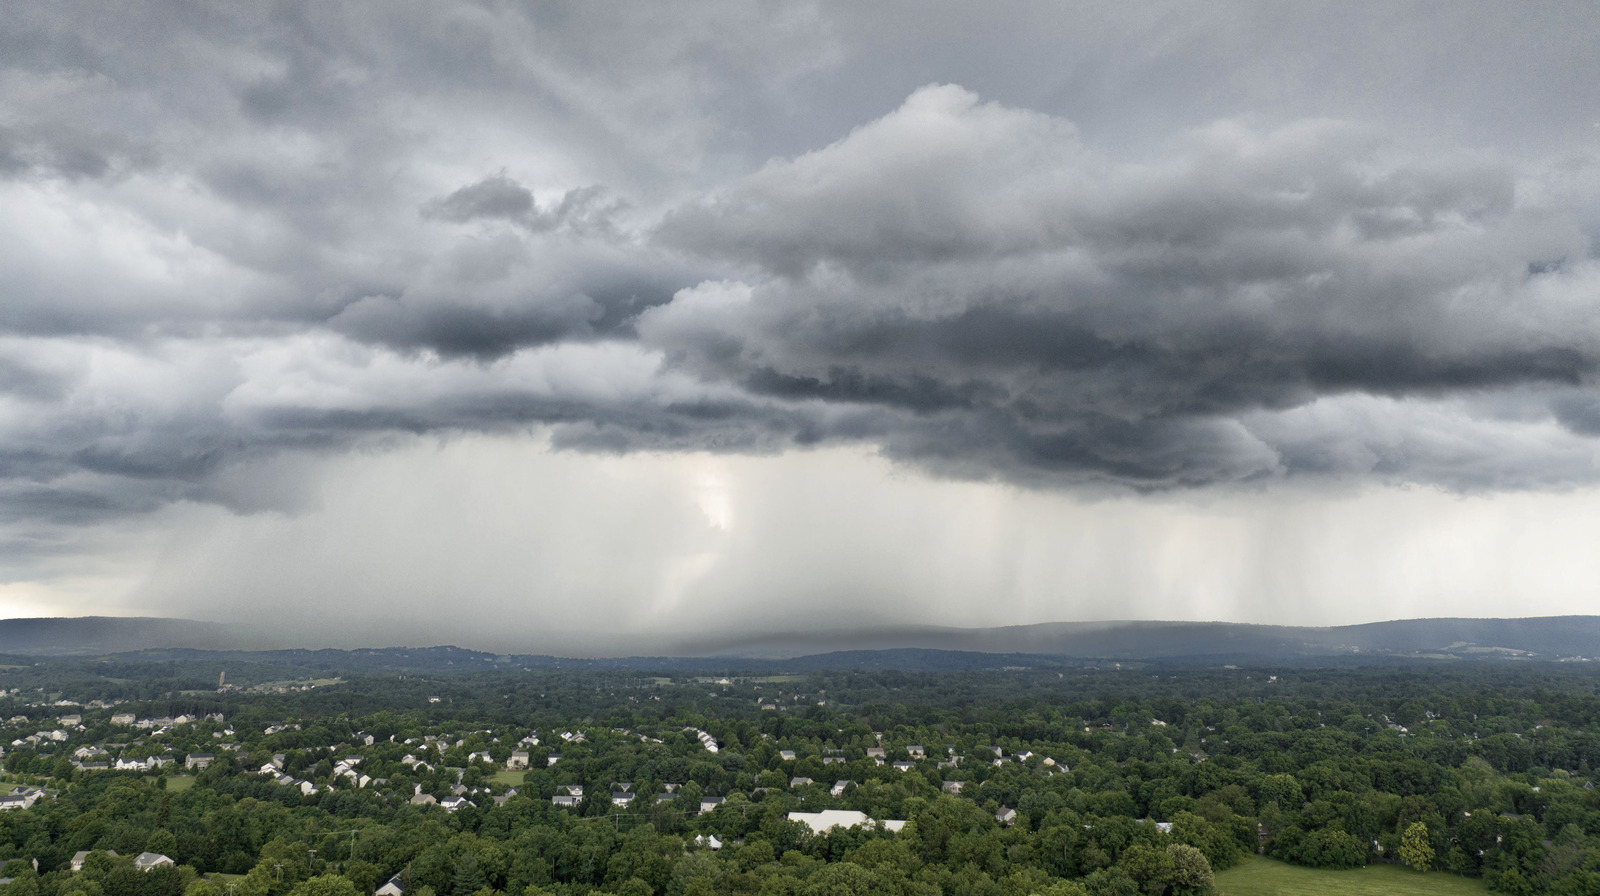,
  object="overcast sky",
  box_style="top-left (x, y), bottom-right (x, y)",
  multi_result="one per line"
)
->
top-left (3, 2), bottom-right (1600, 654)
